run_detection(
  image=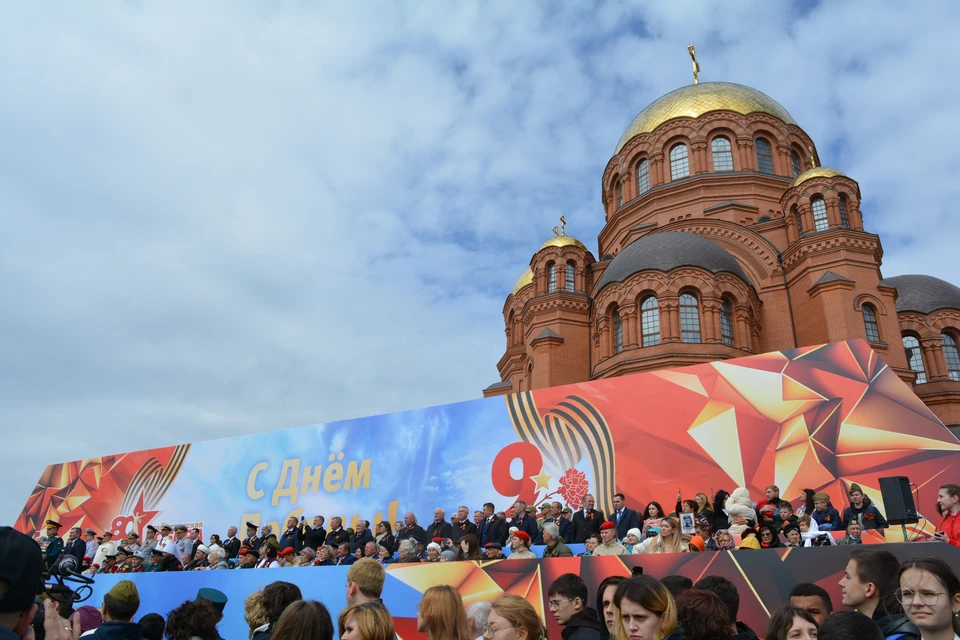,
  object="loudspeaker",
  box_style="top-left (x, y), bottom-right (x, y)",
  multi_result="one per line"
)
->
top-left (879, 476), bottom-right (918, 525)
